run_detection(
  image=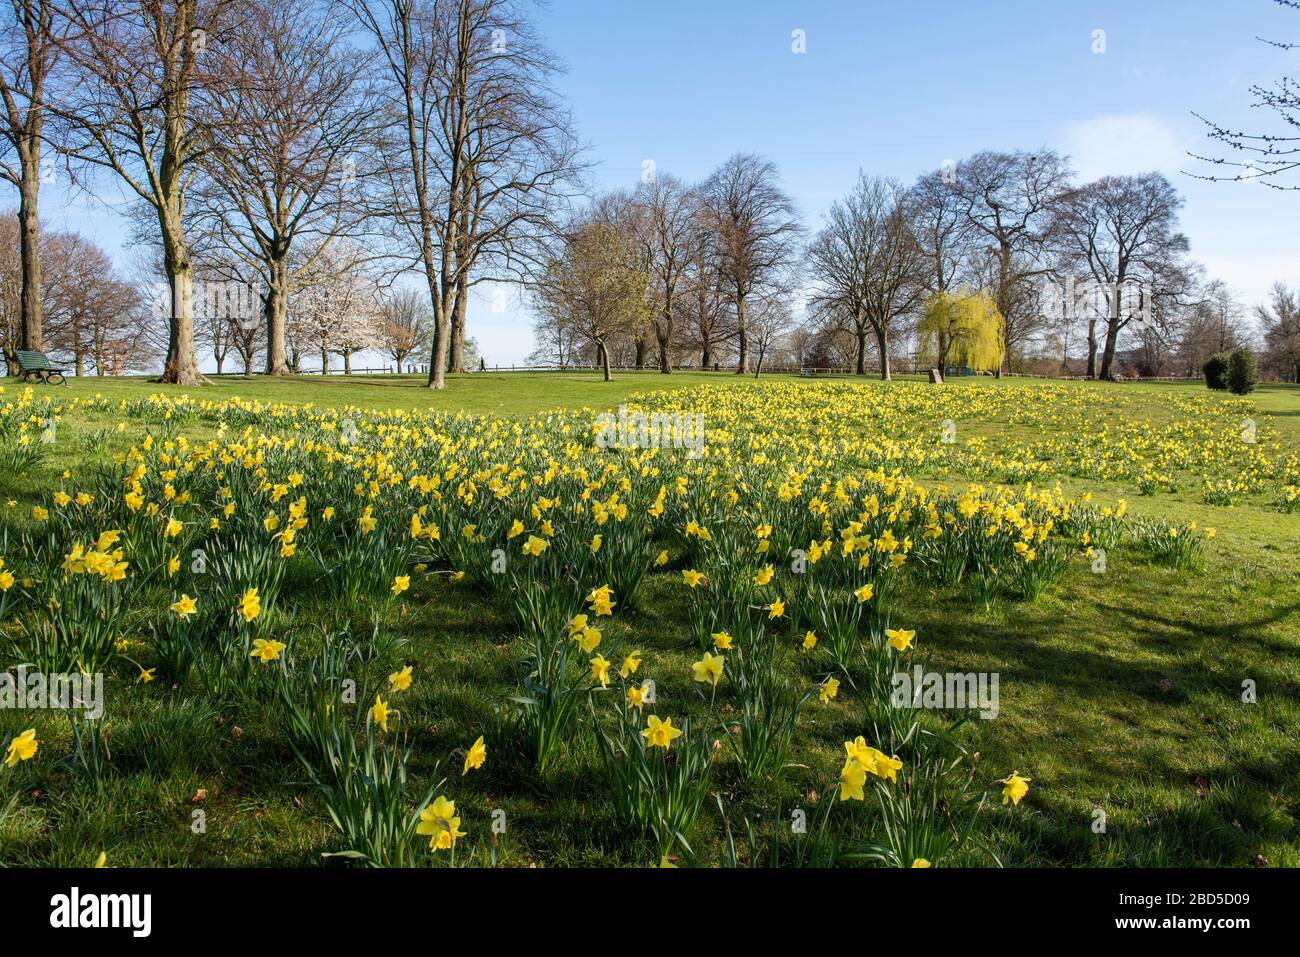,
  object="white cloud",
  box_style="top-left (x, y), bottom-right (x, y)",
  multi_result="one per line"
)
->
top-left (1057, 114), bottom-right (1187, 180)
